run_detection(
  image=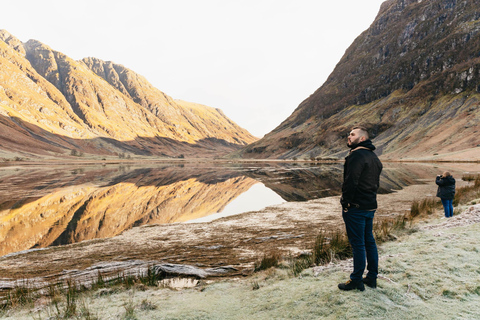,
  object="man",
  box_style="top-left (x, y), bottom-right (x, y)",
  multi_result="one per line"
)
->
top-left (338, 126), bottom-right (383, 291)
